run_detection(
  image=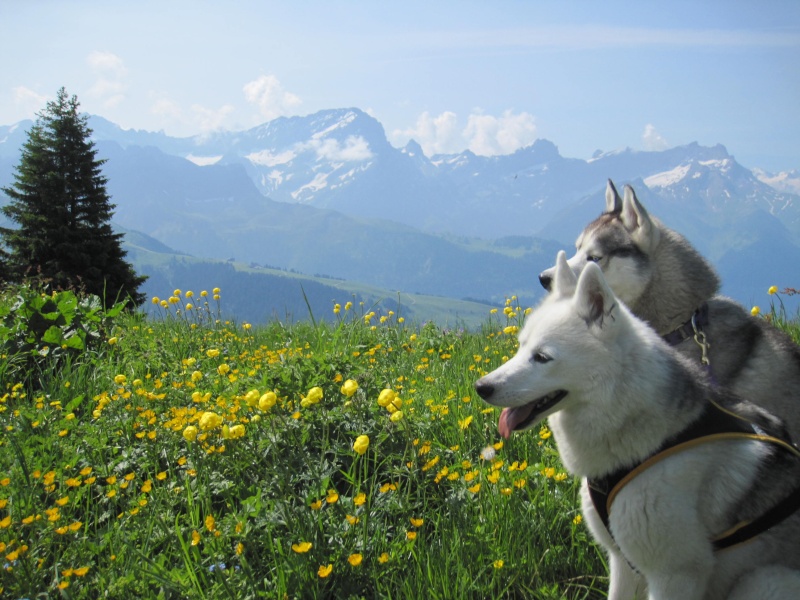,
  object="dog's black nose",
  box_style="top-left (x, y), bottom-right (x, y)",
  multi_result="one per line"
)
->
top-left (539, 273), bottom-right (552, 291)
top-left (474, 380), bottom-right (494, 400)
